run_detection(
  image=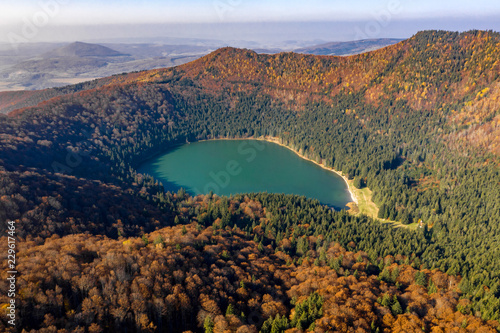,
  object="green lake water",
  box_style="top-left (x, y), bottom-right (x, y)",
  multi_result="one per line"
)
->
top-left (138, 140), bottom-right (352, 209)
